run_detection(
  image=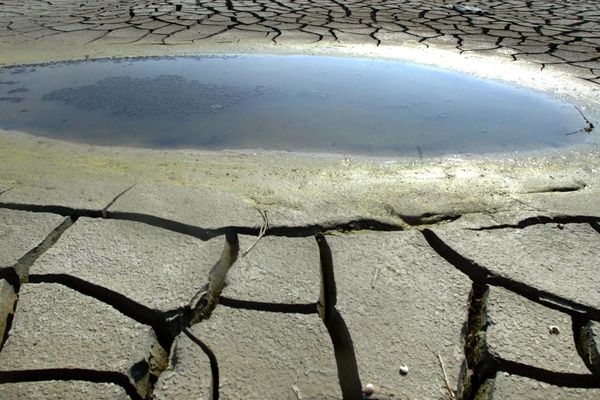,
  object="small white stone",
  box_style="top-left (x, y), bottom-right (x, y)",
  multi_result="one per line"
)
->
top-left (363, 383), bottom-right (375, 396)
top-left (399, 365), bottom-right (409, 376)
